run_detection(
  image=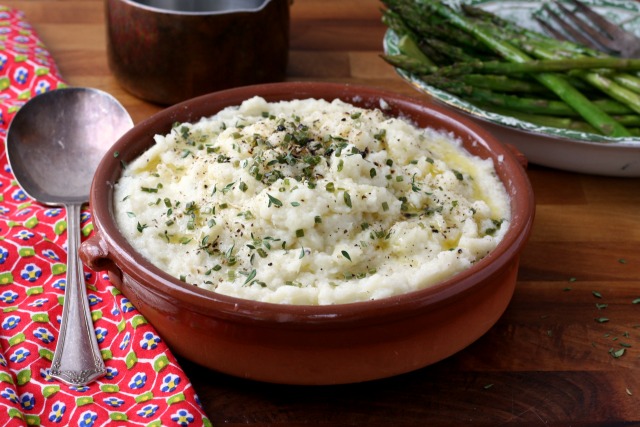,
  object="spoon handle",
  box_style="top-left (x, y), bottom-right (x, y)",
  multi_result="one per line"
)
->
top-left (50, 203), bottom-right (106, 386)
